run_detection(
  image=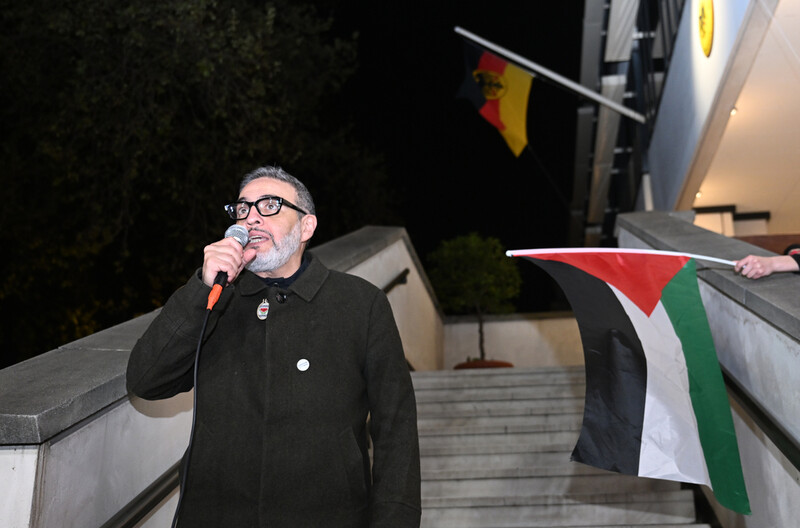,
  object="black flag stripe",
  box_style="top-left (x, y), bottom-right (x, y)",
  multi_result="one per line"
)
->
top-left (529, 258), bottom-right (648, 475)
